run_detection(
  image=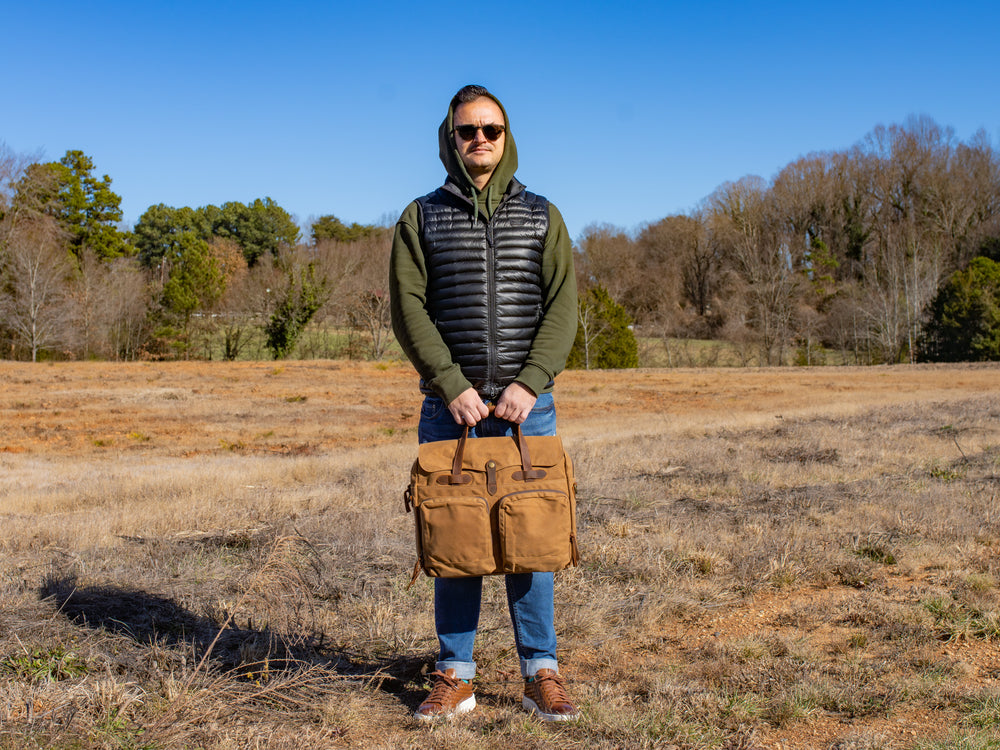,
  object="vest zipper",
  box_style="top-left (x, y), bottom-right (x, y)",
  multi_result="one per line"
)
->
top-left (486, 215), bottom-right (497, 398)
